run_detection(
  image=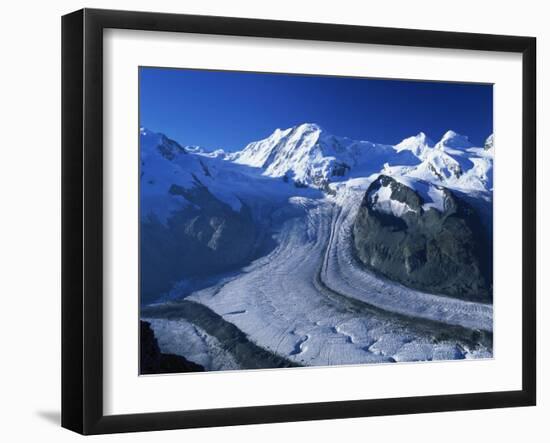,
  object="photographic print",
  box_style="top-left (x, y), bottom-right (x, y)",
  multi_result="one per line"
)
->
top-left (139, 67), bottom-right (493, 375)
